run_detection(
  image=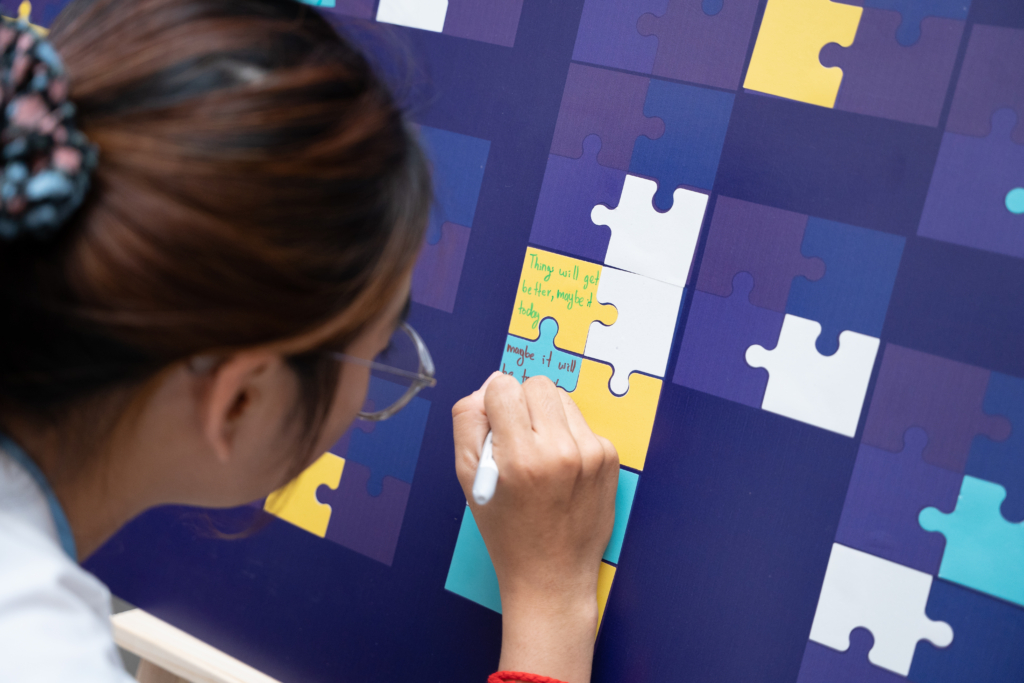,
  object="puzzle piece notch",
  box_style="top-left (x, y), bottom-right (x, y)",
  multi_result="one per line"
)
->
top-left (839, 0), bottom-right (970, 46)
top-left (744, 0), bottom-right (863, 109)
top-left (263, 451), bottom-right (345, 538)
top-left (583, 266), bottom-right (684, 396)
top-left (571, 0), bottom-right (667, 77)
top-left (746, 314), bottom-right (879, 437)
top-left (591, 174), bottom-right (707, 288)
top-left (797, 628), bottom-right (908, 683)
top-left (967, 372), bottom-right (1024, 523)
top-left (500, 318), bottom-right (582, 391)
top-left (945, 25), bottom-right (1024, 144)
top-left (375, 0), bottom-right (447, 32)
top-left (695, 196), bottom-right (824, 313)
top-left (508, 248), bottom-right (617, 354)
top-left (411, 221), bottom-right (471, 313)
top-left (809, 543), bottom-right (953, 675)
top-left (550, 63), bottom-right (664, 172)
top-left (920, 475), bottom-right (1024, 608)
top-left (673, 272), bottom-right (784, 408)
